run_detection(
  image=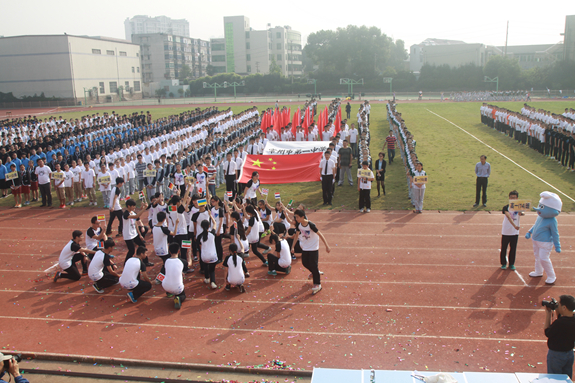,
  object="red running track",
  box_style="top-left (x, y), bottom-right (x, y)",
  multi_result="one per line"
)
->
top-left (1, 207), bottom-right (574, 373)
